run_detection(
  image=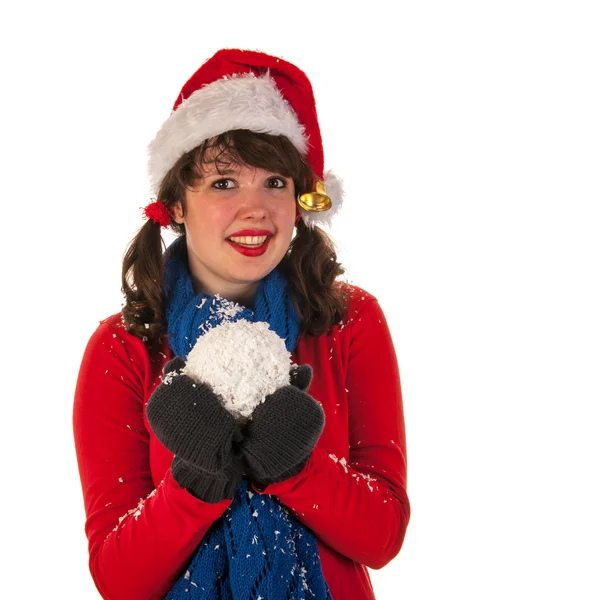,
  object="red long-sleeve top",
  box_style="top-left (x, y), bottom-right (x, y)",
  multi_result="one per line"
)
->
top-left (73, 285), bottom-right (410, 599)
